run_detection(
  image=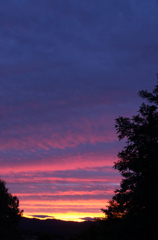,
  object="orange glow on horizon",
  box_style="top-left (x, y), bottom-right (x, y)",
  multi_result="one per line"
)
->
top-left (19, 198), bottom-right (109, 222)
top-left (22, 212), bottom-right (105, 222)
